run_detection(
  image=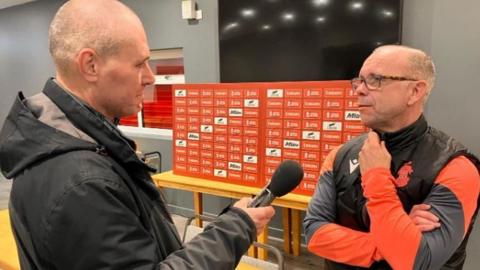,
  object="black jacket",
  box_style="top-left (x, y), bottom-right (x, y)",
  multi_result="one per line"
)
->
top-left (0, 78), bottom-right (256, 270)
